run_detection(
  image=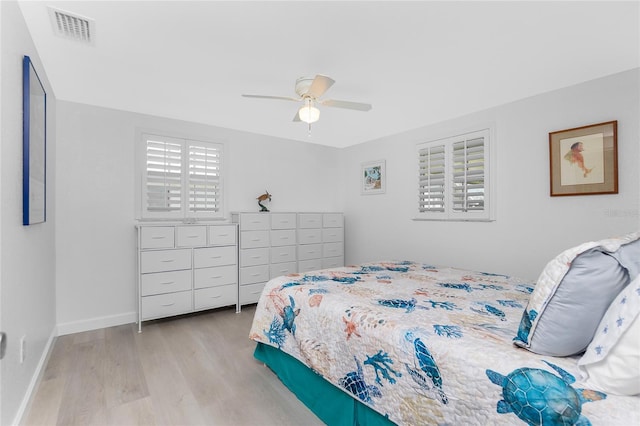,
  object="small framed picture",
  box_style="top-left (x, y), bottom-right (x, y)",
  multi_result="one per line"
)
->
top-left (361, 160), bottom-right (385, 195)
top-left (549, 121), bottom-right (618, 196)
